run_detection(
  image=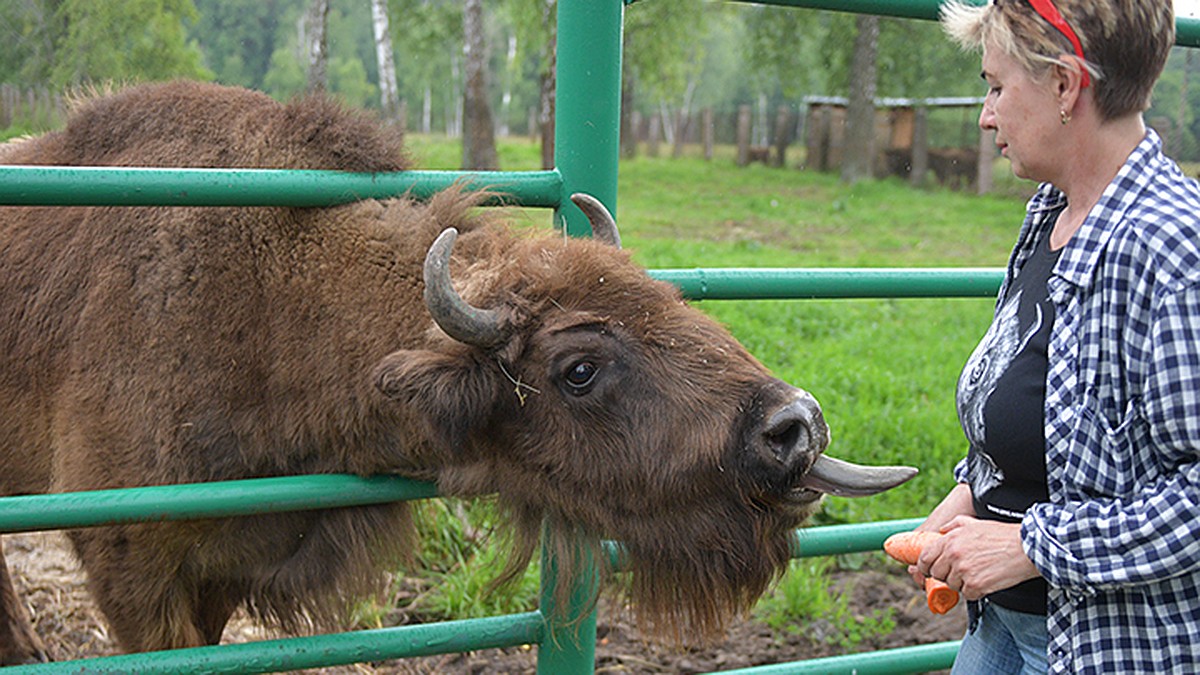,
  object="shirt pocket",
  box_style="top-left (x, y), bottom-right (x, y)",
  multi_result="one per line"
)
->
top-left (1064, 388), bottom-right (1157, 499)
